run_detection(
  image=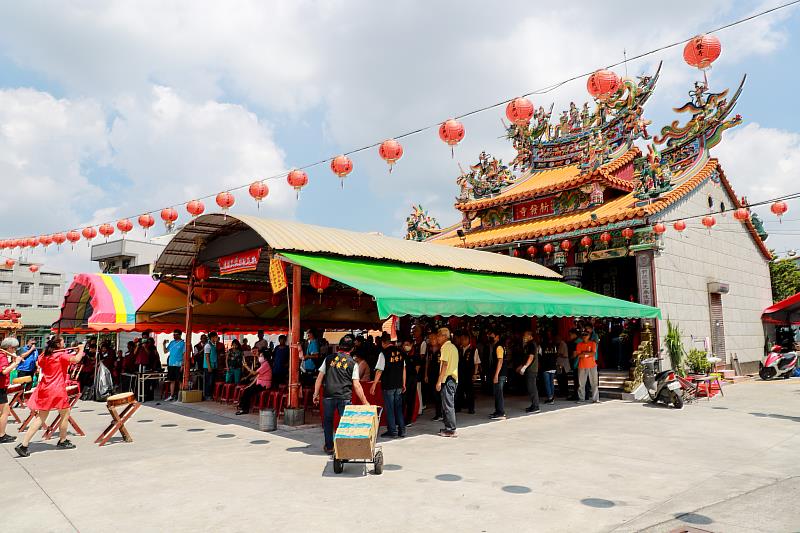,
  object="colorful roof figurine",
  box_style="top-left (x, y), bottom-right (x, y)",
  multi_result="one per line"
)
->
top-left (426, 62), bottom-right (768, 259)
